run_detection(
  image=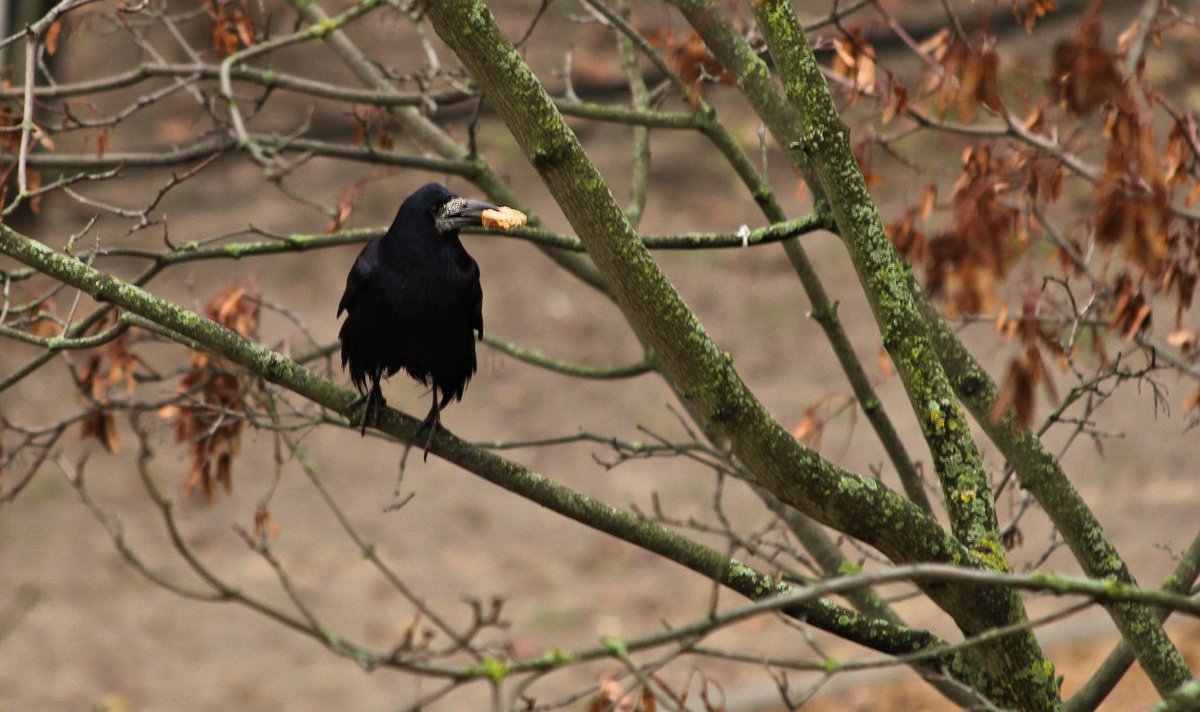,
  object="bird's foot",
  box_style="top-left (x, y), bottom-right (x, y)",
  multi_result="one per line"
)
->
top-left (414, 408), bottom-right (441, 462)
top-left (346, 390), bottom-right (387, 436)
